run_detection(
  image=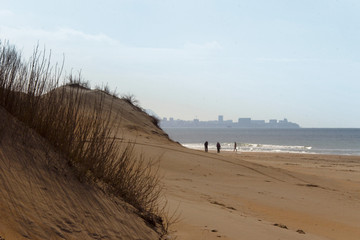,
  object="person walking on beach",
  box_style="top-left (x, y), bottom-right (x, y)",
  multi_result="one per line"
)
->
top-left (234, 142), bottom-right (237, 152)
top-left (216, 142), bottom-right (221, 153)
top-left (204, 141), bottom-right (208, 152)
